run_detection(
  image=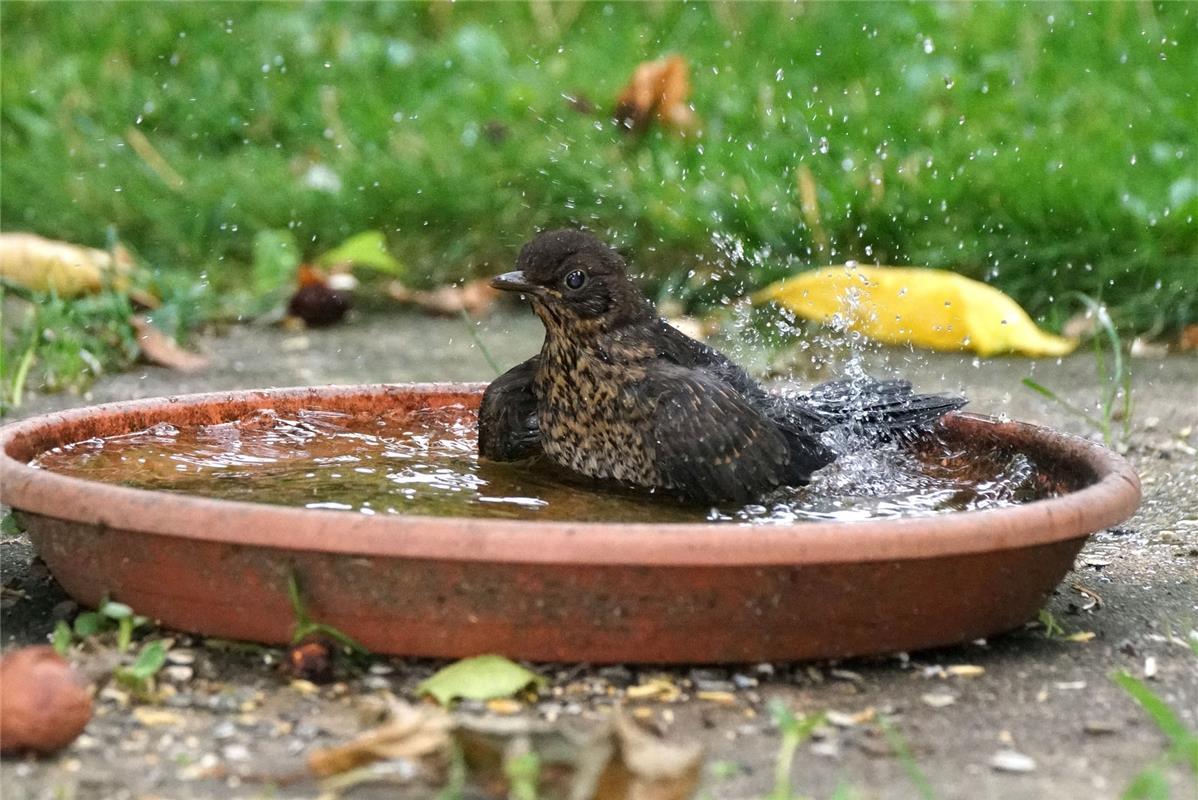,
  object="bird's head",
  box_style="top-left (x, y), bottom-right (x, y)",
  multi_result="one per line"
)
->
top-left (491, 229), bottom-right (654, 335)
